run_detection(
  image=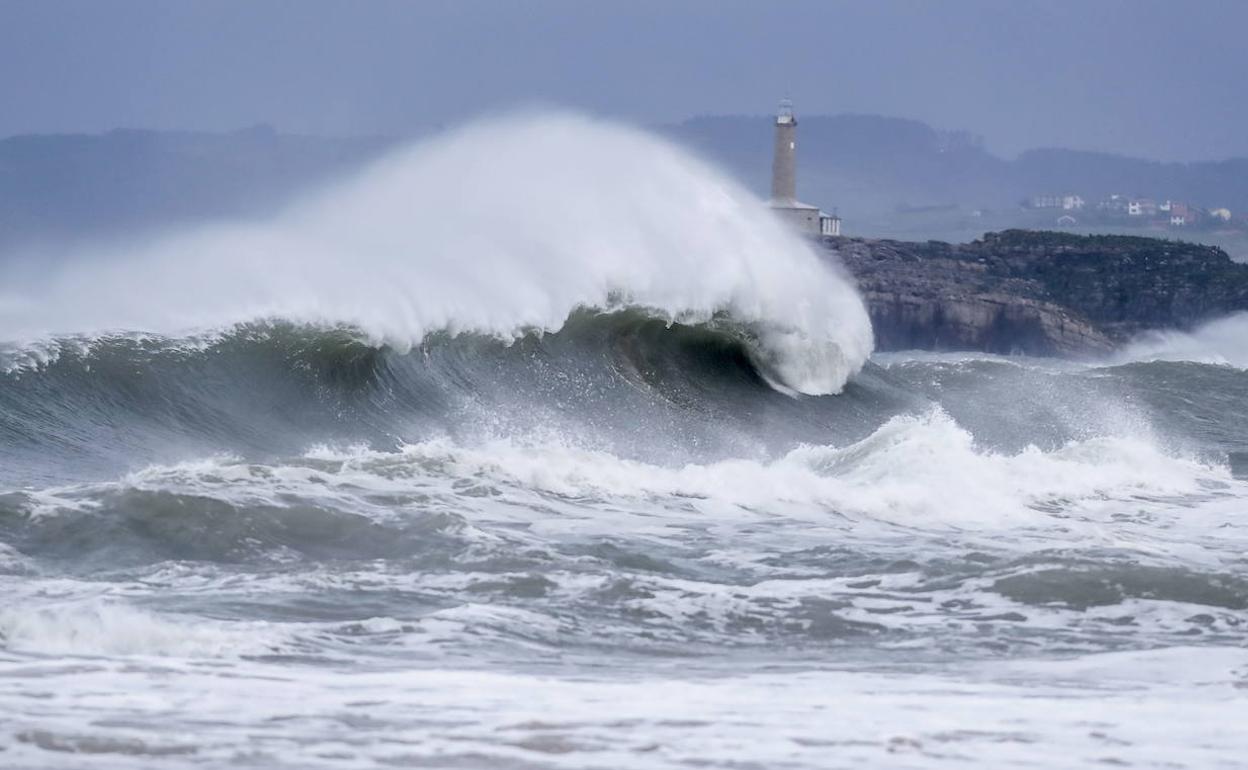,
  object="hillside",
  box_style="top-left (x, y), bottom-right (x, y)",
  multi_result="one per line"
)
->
top-left (4, 119), bottom-right (1247, 257)
top-left (664, 115), bottom-right (1248, 243)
